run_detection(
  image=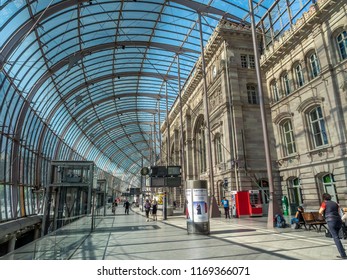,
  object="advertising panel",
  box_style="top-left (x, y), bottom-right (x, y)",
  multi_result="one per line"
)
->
top-left (186, 187), bottom-right (208, 222)
top-left (192, 188), bottom-right (208, 222)
top-left (186, 180), bottom-right (209, 234)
